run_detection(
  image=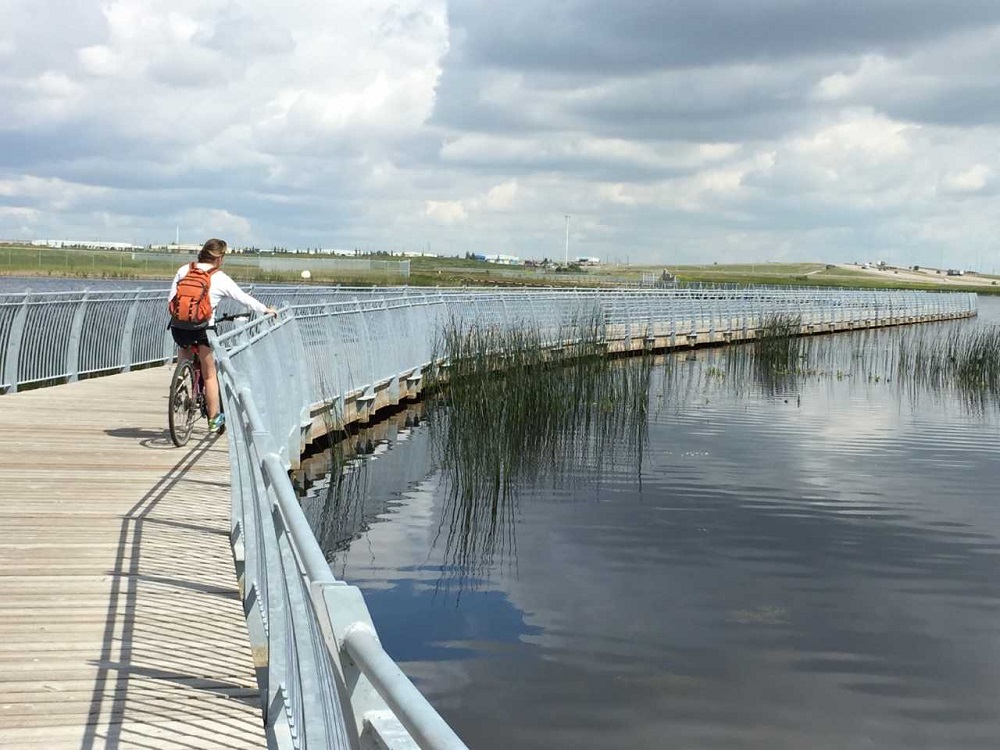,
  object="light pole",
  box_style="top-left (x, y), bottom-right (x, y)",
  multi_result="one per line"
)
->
top-left (564, 214), bottom-right (570, 266)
